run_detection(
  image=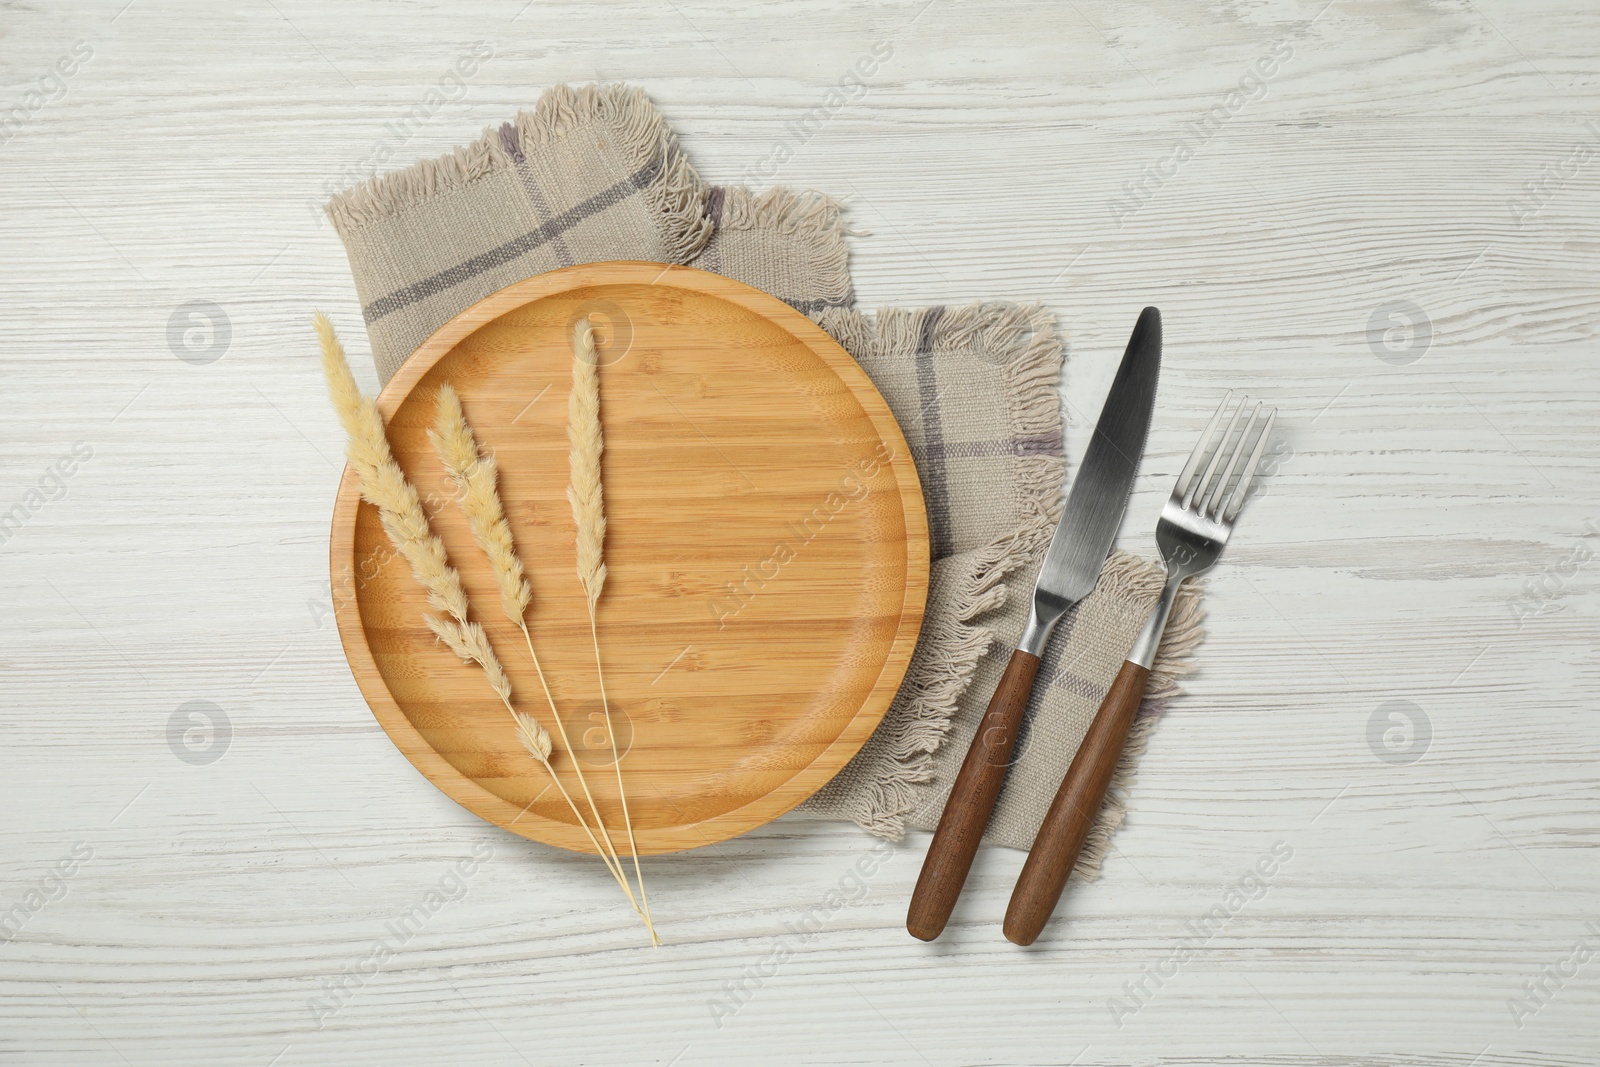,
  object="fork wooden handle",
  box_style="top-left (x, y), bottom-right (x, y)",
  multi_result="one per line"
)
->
top-left (907, 648), bottom-right (1041, 941)
top-left (1004, 658), bottom-right (1151, 946)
